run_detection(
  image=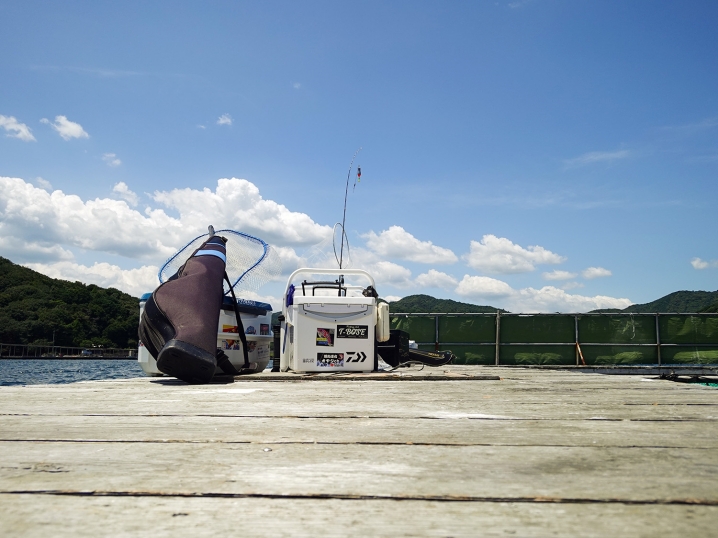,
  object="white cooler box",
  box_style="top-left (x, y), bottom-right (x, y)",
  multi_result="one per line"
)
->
top-left (280, 268), bottom-right (389, 373)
